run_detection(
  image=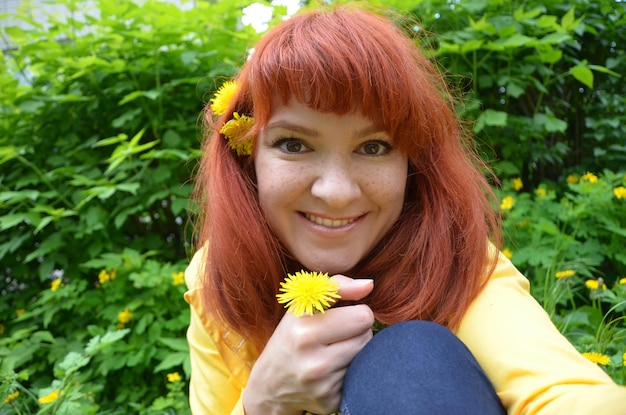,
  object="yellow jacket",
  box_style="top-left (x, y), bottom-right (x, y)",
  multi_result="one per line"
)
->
top-left (184, 249), bottom-right (626, 414)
